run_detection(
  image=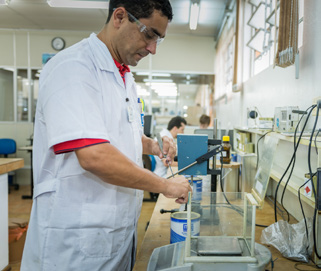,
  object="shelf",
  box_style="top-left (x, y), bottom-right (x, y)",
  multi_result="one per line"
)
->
top-left (270, 169), bottom-right (315, 208)
top-left (235, 127), bottom-right (321, 149)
